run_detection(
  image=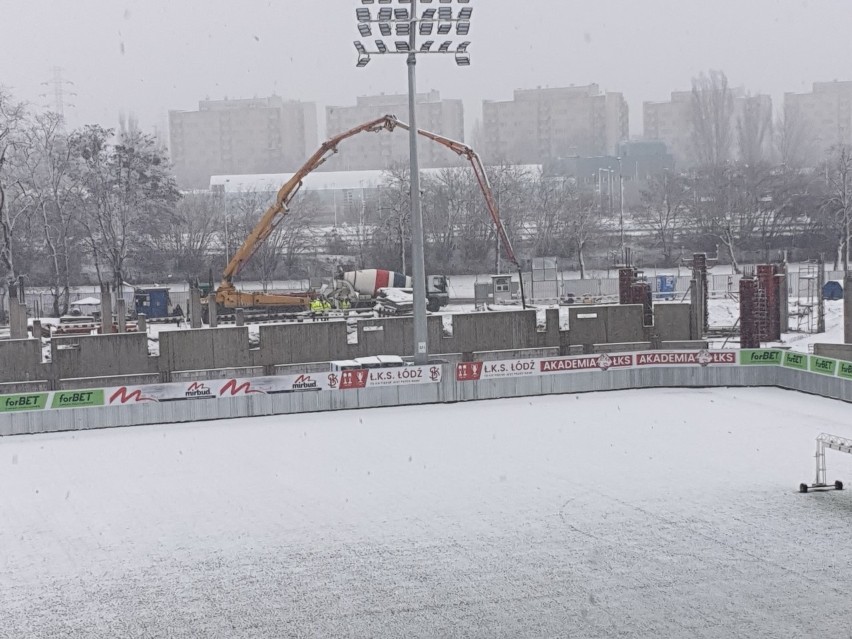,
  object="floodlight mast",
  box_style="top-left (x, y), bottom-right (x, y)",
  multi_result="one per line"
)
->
top-left (352, 0), bottom-right (475, 365)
